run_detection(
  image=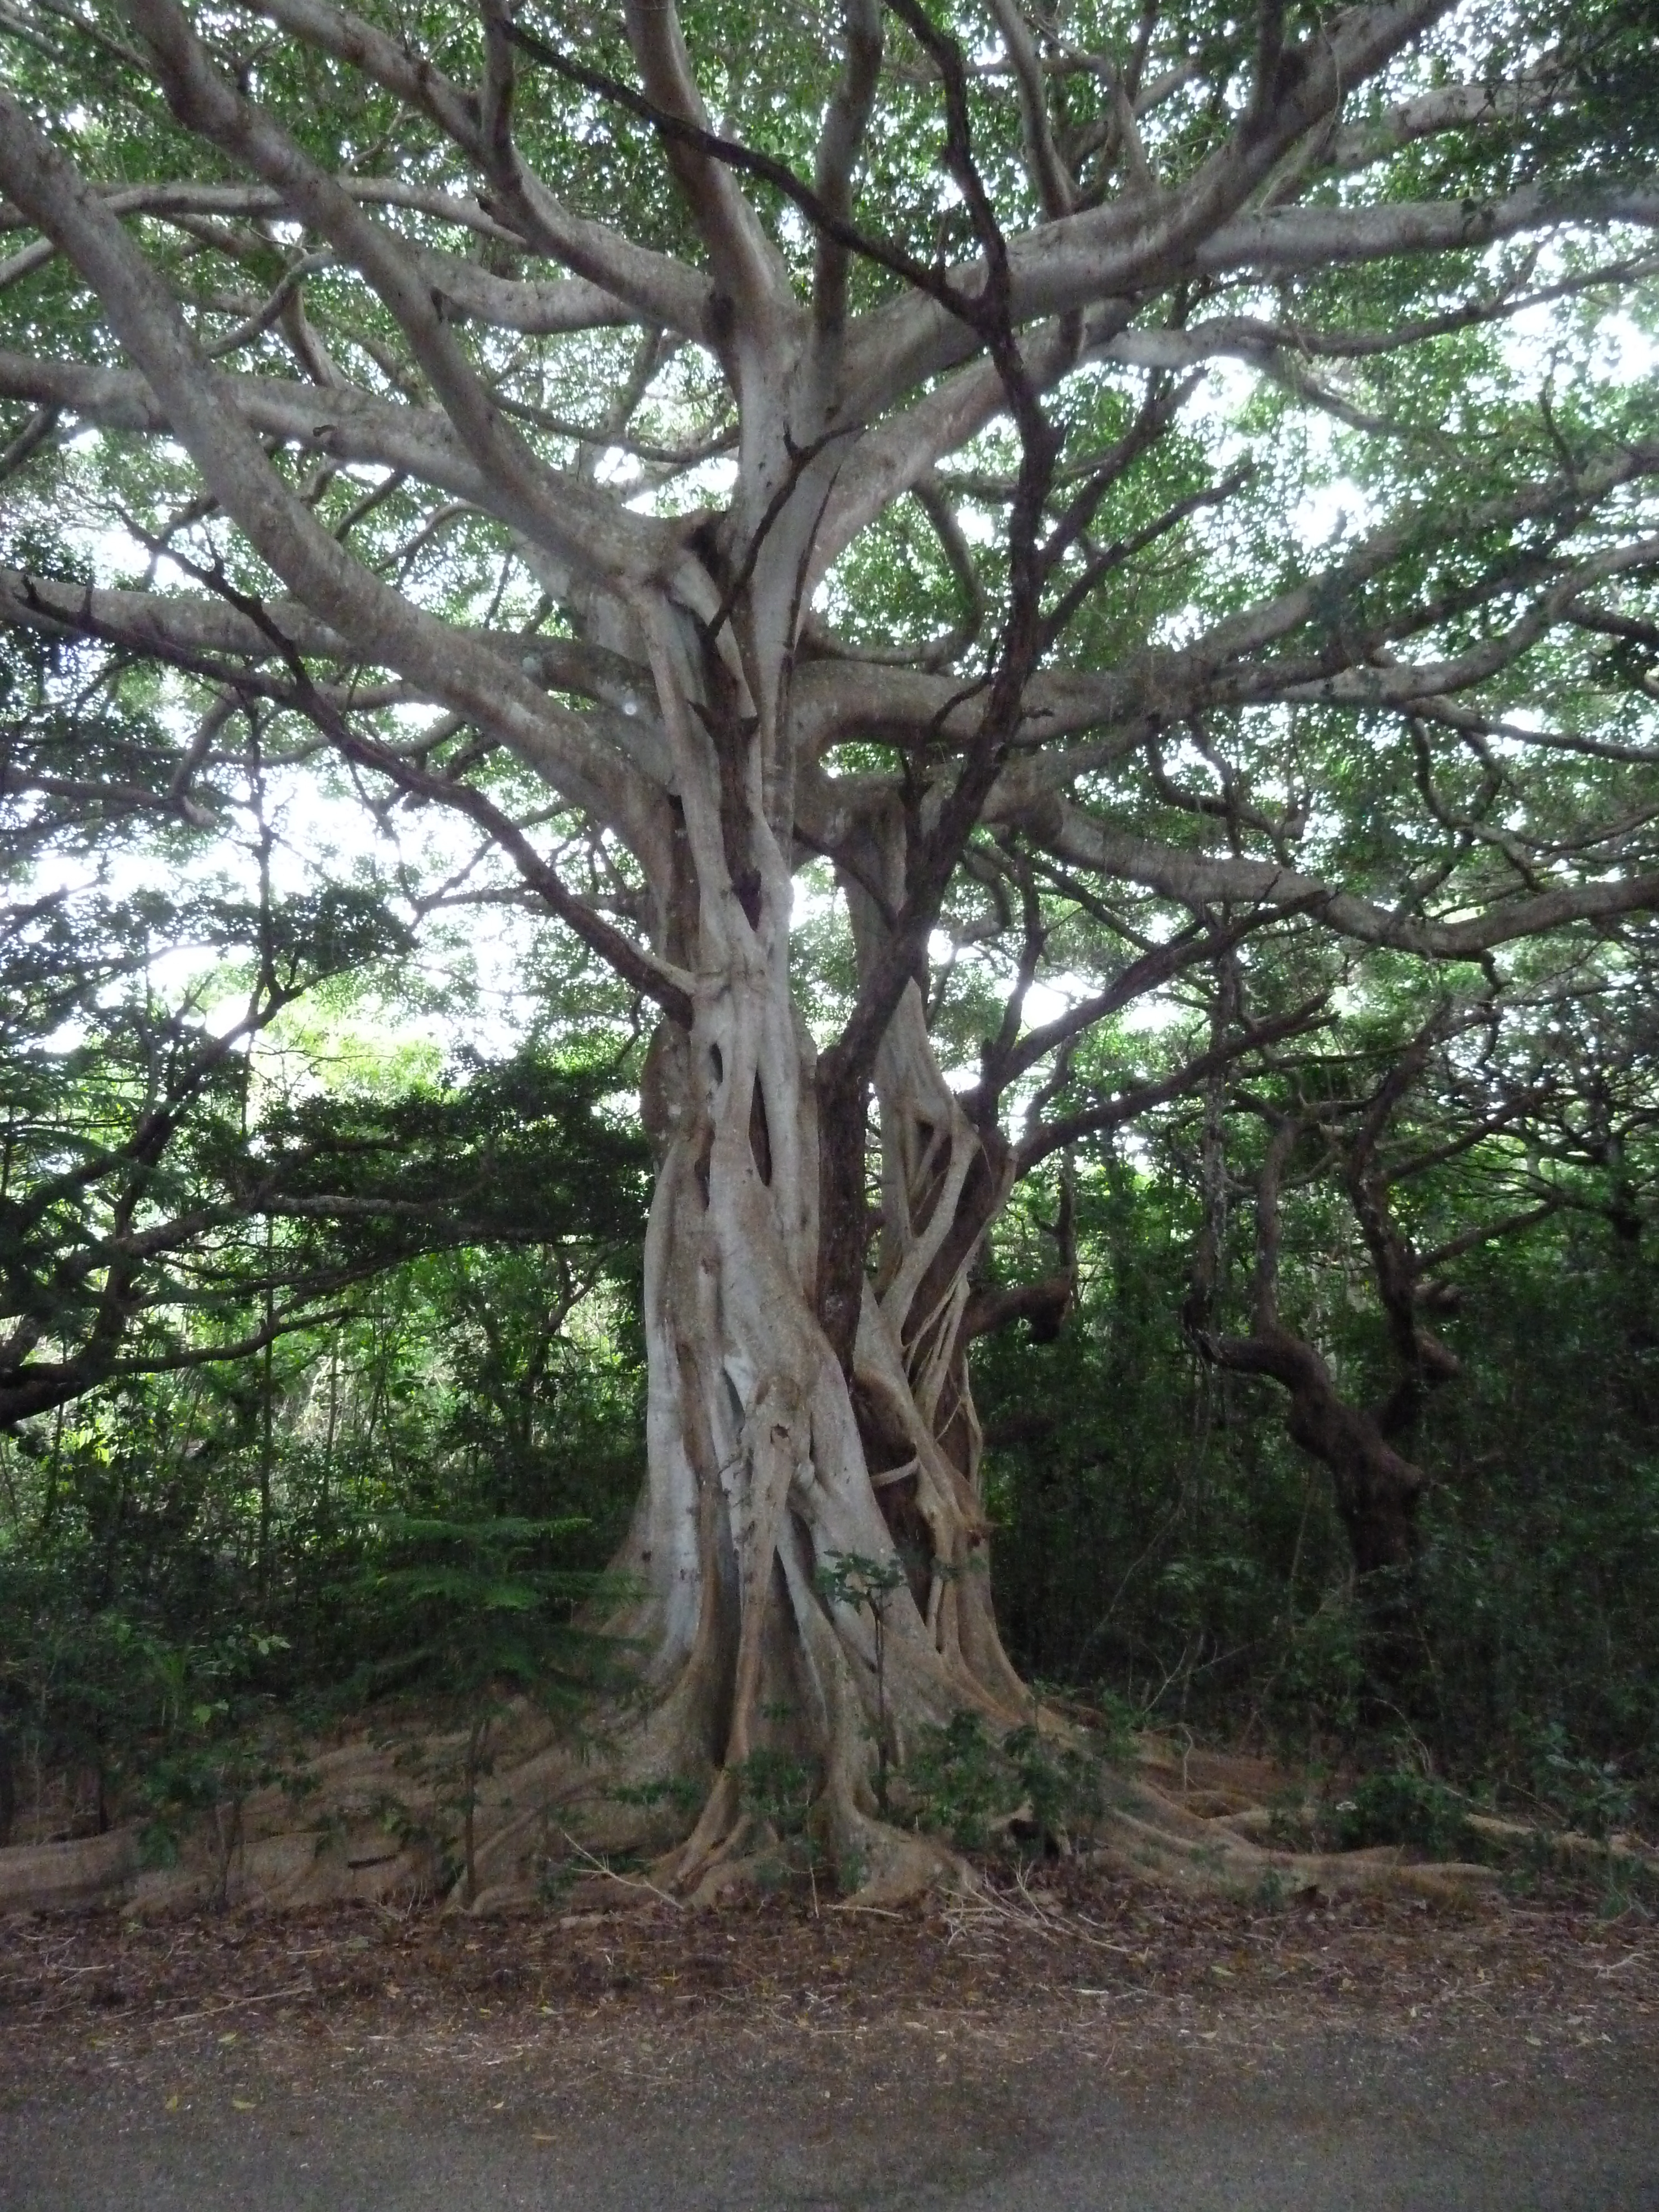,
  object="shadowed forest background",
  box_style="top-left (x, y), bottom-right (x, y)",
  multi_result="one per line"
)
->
top-left (4, 900), bottom-right (1655, 1861)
